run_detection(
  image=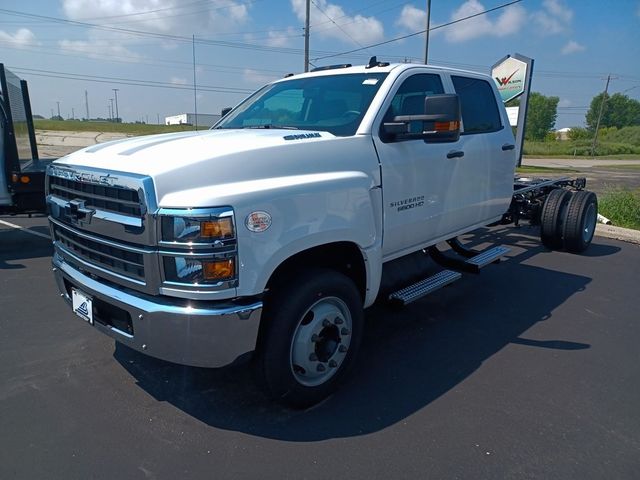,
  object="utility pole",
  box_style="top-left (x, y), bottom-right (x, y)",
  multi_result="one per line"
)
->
top-left (112, 88), bottom-right (119, 122)
top-left (71, 107), bottom-right (75, 120)
top-left (56, 101), bottom-right (61, 119)
top-left (109, 98), bottom-right (114, 121)
top-left (424, 0), bottom-right (431, 64)
top-left (108, 103), bottom-right (112, 121)
top-left (157, 113), bottom-right (160, 125)
top-left (192, 34), bottom-right (198, 130)
top-left (591, 74), bottom-right (611, 157)
top-left (85, 90), bottom-right (90, 120)
top-left (304, 0), bottom-right (310, 72)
